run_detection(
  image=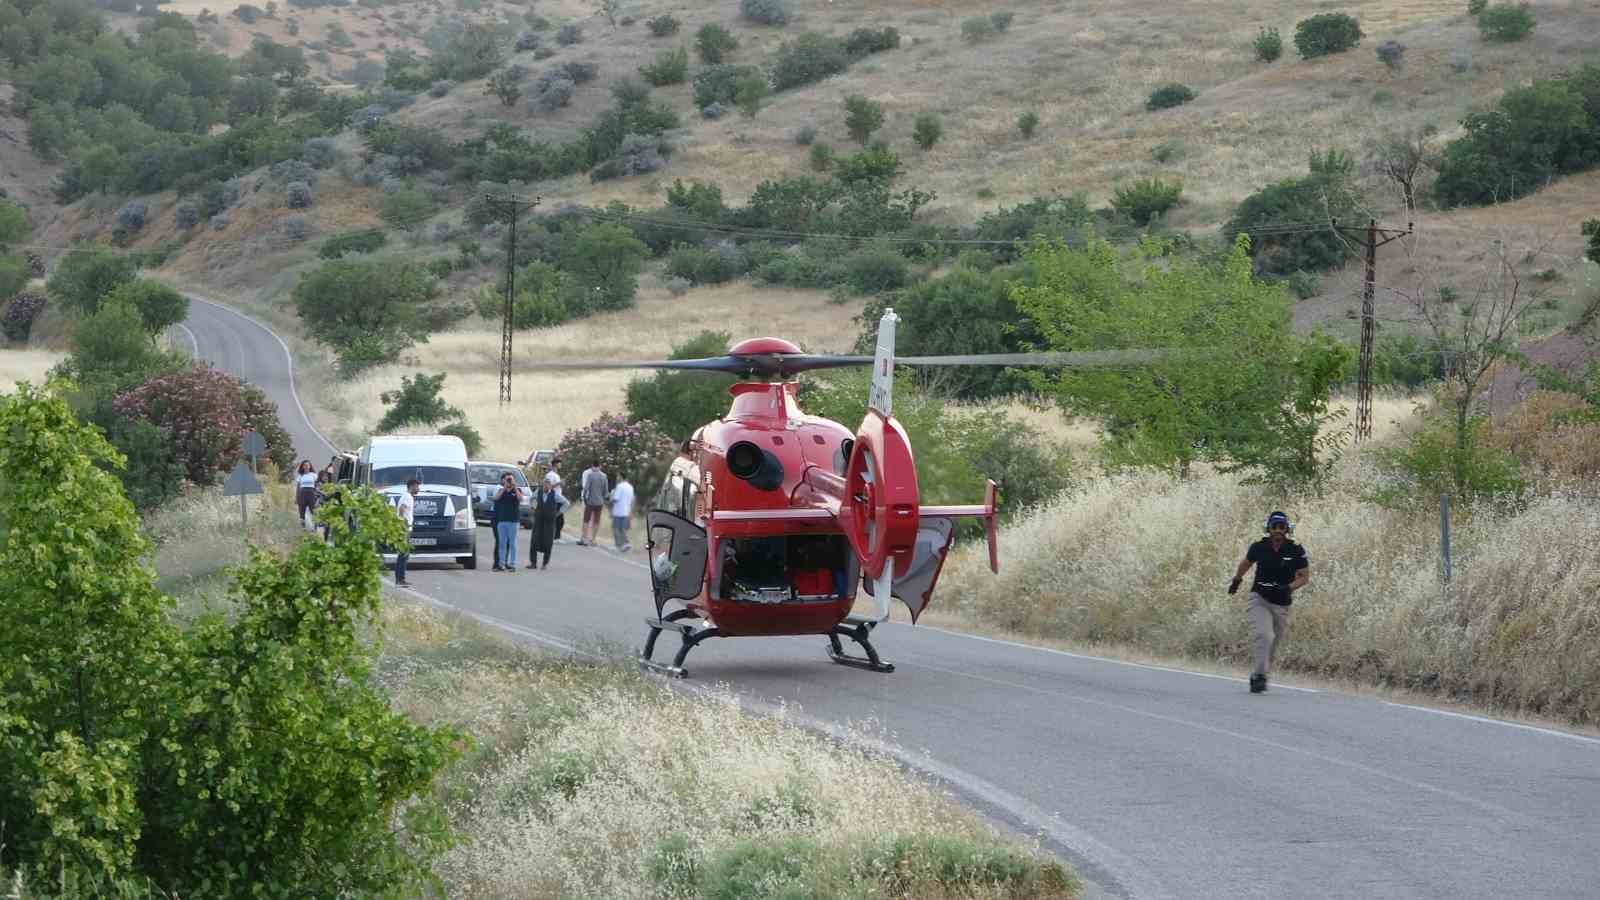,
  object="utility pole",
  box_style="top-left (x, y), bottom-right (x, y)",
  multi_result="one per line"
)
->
top-left (1333, 218), bottom-right (1412, 442)
top-left (484, 193), bottom-right (540, 405)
